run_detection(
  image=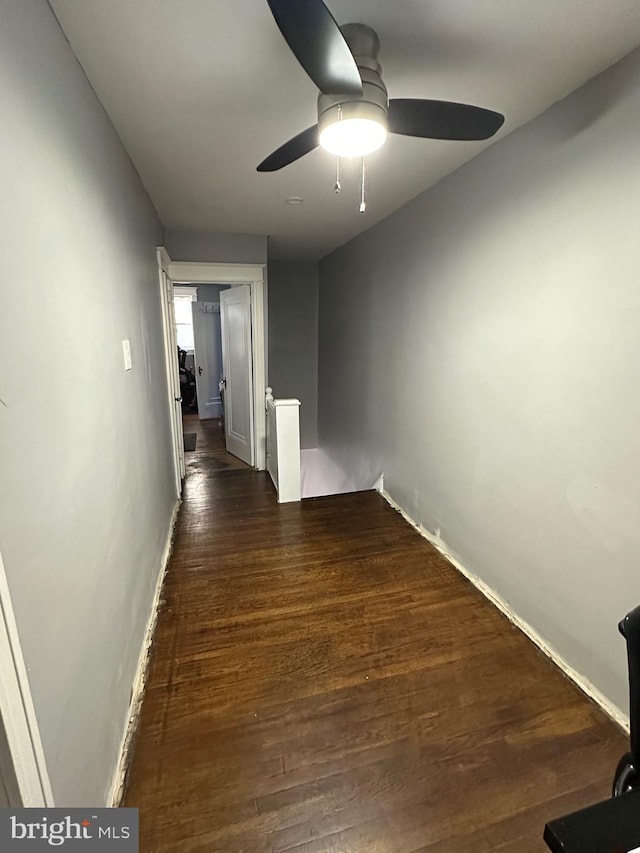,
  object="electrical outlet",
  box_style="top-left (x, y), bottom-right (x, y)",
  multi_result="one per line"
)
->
top-left (122, 340), bottom-right (132, 371)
